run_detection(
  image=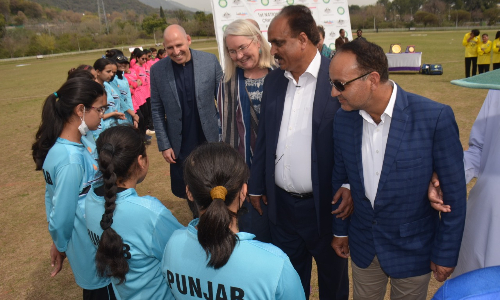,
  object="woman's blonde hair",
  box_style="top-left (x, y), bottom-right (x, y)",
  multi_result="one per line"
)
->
top-left (223, 19), bottom-right (275, 82)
